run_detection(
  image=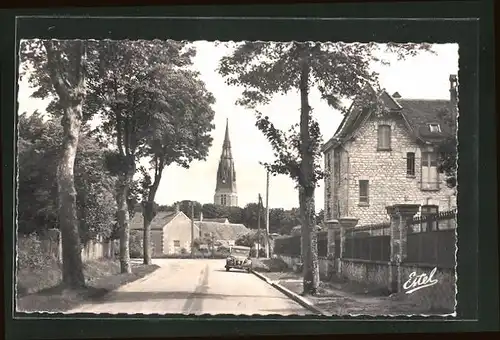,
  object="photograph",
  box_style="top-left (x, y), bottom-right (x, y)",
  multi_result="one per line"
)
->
top-left (14, 38), bottom-right (460, 317)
